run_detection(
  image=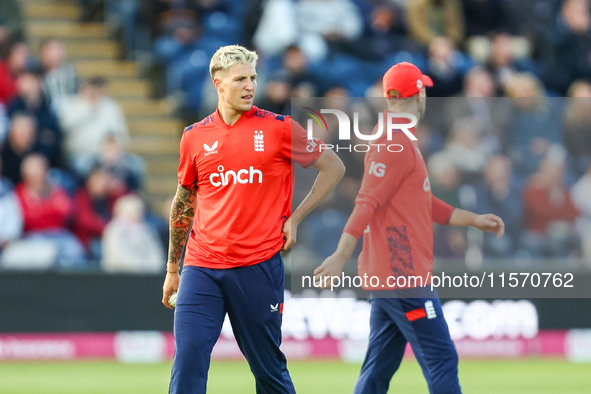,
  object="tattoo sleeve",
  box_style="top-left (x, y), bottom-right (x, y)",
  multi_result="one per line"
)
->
top-left (168, 184), bottom-right (197, 266)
